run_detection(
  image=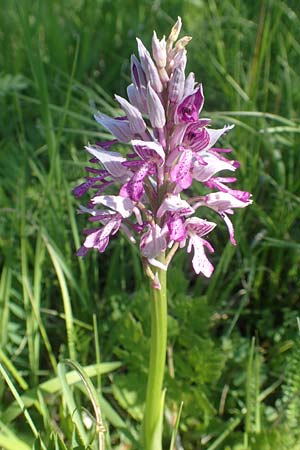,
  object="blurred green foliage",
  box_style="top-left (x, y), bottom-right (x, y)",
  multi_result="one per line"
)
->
top-left (0, 0), bottom-right (300, 448)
